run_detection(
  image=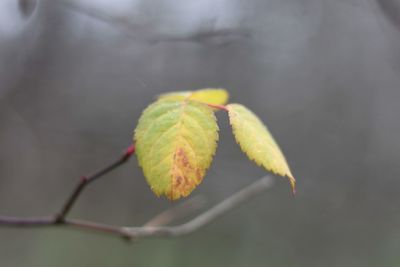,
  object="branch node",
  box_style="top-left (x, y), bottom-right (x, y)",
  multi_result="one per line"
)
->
top-left (80, 175), bottom-right (89, 183)
top-left (0, 141), bottom-right (276, 240)
top-left (53, 215), bottom-right (65, 224)
top-left (122, 144), bottom-right (135, 162)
